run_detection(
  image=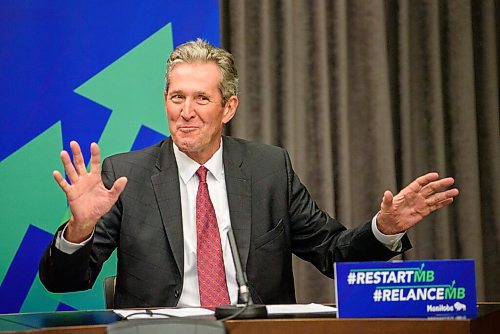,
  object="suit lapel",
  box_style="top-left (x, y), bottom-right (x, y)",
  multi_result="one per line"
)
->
top-left (223, 136), bottom-right (252, 269)
top-left (151, 138), bottom-right (184, 277)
